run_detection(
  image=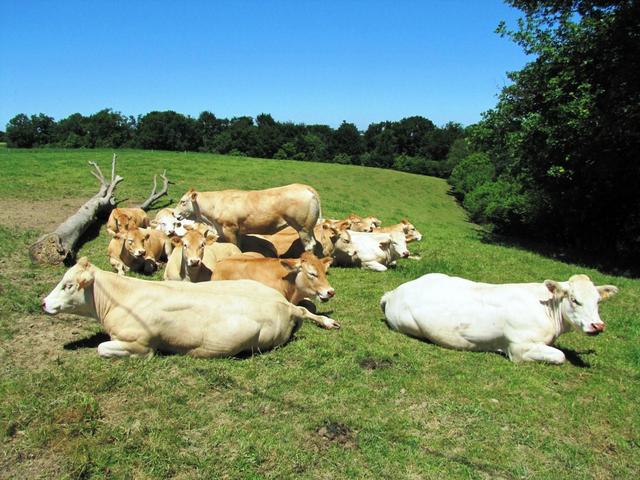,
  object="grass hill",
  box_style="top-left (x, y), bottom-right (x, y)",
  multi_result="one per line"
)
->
top-left (1, 148), bottom-right (638, 478)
